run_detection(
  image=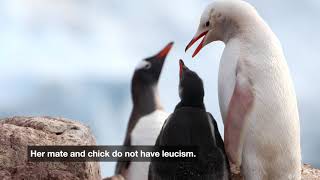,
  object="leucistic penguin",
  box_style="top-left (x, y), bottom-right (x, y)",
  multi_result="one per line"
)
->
top-left (185, 0), bottom-right (301, 179)
top-left (115, 42), bottom-right (174, 180)
top-left (148, 60), bottom-right (230, 180)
